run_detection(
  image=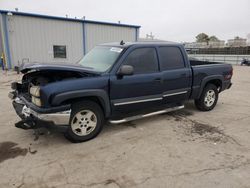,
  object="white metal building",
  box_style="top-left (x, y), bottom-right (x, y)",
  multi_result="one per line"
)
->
top-left (0, 10), bottom-right (140, 69)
